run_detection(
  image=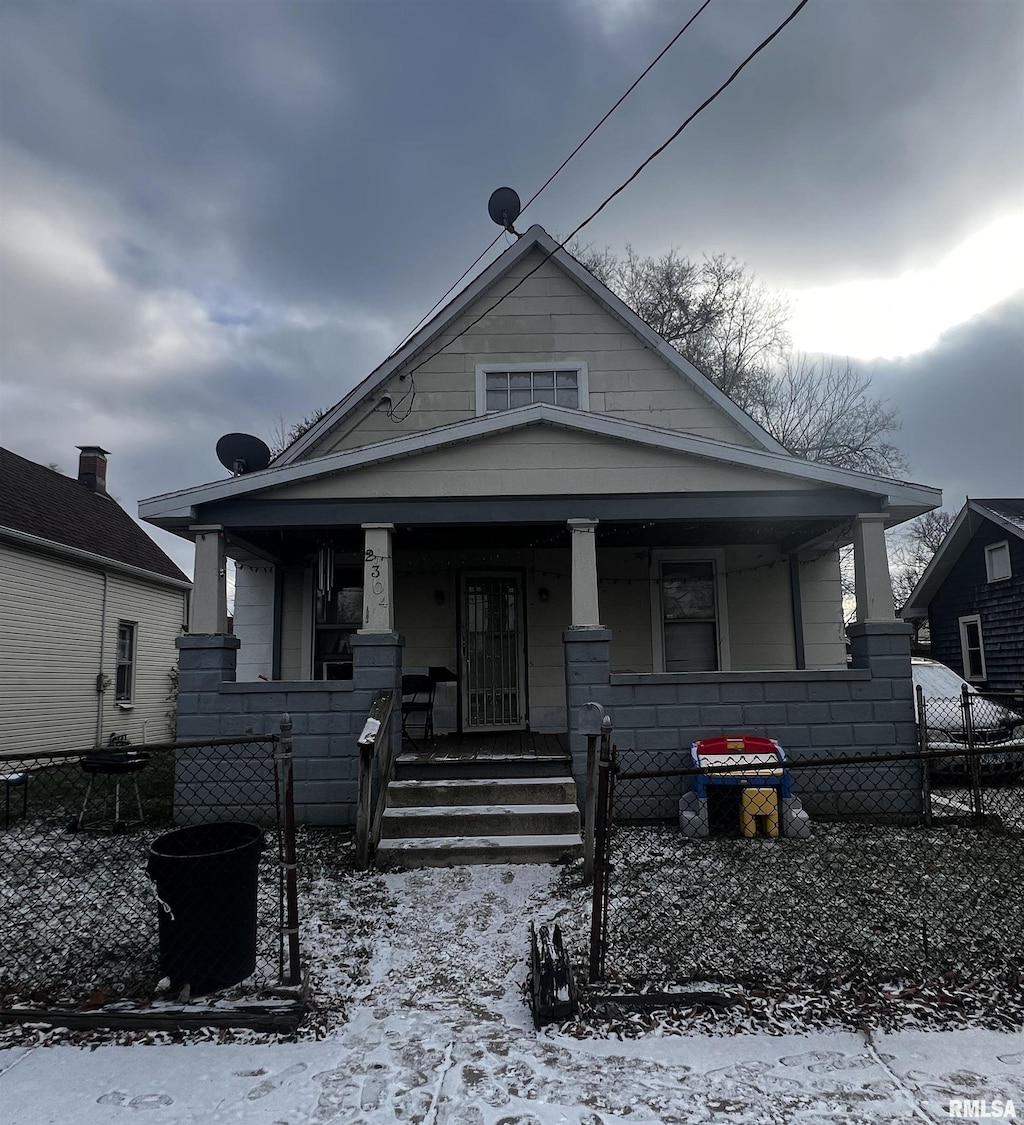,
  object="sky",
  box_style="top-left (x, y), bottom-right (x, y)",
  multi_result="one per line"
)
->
top-left (1, 0), bottom-right (1021, 579)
